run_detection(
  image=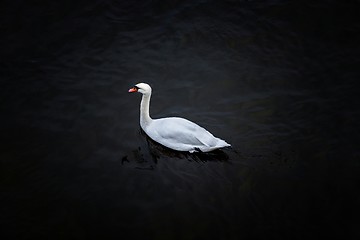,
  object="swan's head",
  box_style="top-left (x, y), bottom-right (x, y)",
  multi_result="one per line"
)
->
top-left (128, 83), bottom-right (152, 96)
